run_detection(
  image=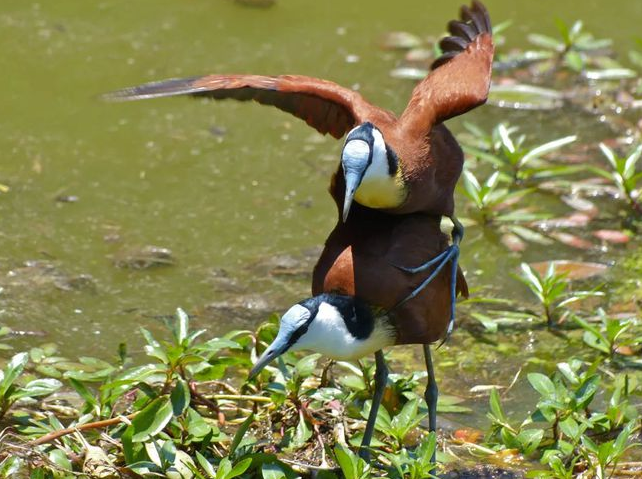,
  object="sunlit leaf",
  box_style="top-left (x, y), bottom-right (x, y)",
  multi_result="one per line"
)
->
top-left (0, 352), bottom-right (28, 398)
top-left (527, 373), bottom-right (556, 398)
top-left (130, 396), bottom-right (174, 442)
